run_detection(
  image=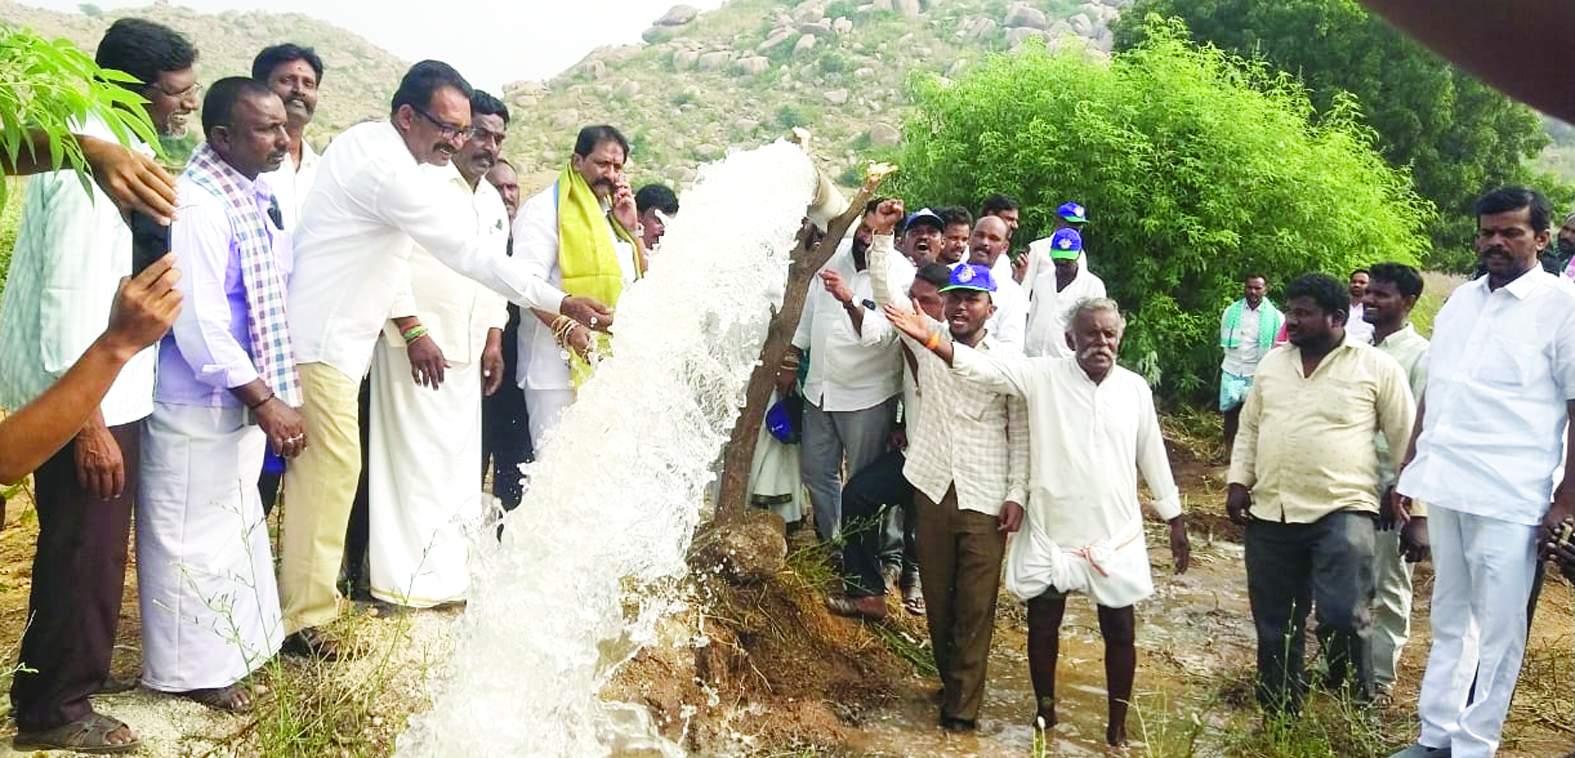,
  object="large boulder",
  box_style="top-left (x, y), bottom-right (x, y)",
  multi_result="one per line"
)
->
top-left (759, 27), bottom-right (797, 53)
top-left (868, 122), bottom-right (901, 146)
top-left (832, 16), bottom-right (854, 34)
top-left (965, 17), bottom-right (997, 40)
top-left (793, 33), bottom-right (819, 55)
top-left (799, 19), bottom-right (833, 37)
top-left (1068, 12), bottom-right (1094, 35)
top-left (655, 4), bottom-right (700, 26)
top-left (792, 0), bottom-right (828, 23)
top-left (584, 59), bottom-right (607, 80)
top-left (1005, 3), bottom-right (1049, 30)
top-left (615, 80), bottom-right (641, 99)
top-left (735, 56), bottom-right (771, 76)
top-left (824, 88), bottom-right (849, 105)
top-left (697, 50), bottom-right (732, 70)
top-left (893, 0), bottom-right (921, 17)
top-left (673, 49), bottom-right (701, 70)
top-left (1007, 27), bottom-right (1048, 48)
